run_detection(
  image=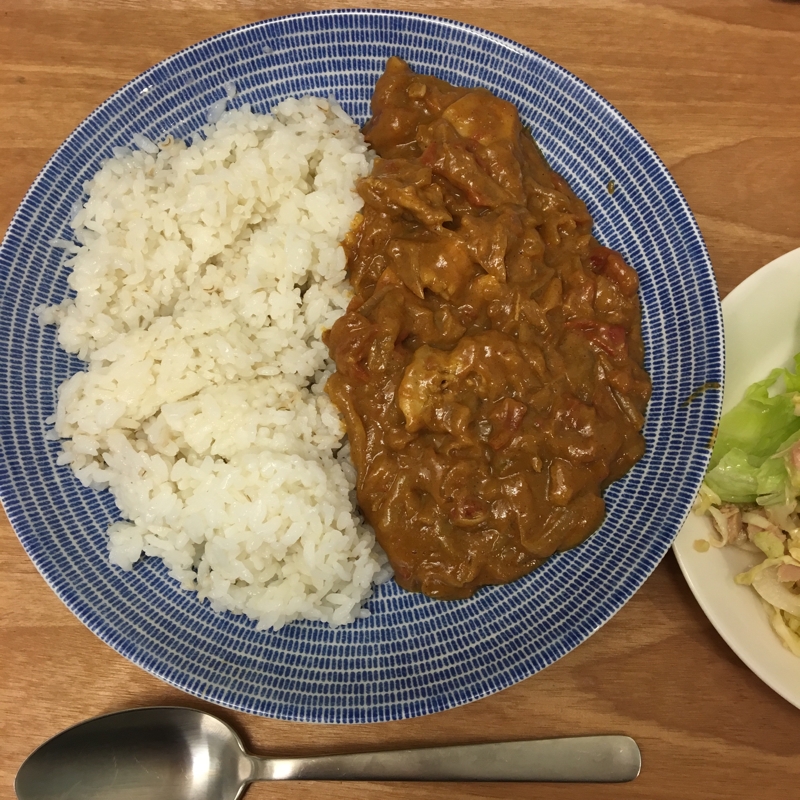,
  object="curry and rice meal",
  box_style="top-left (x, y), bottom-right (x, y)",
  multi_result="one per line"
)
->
top-left (41, 58), bottom-right (651, 626)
